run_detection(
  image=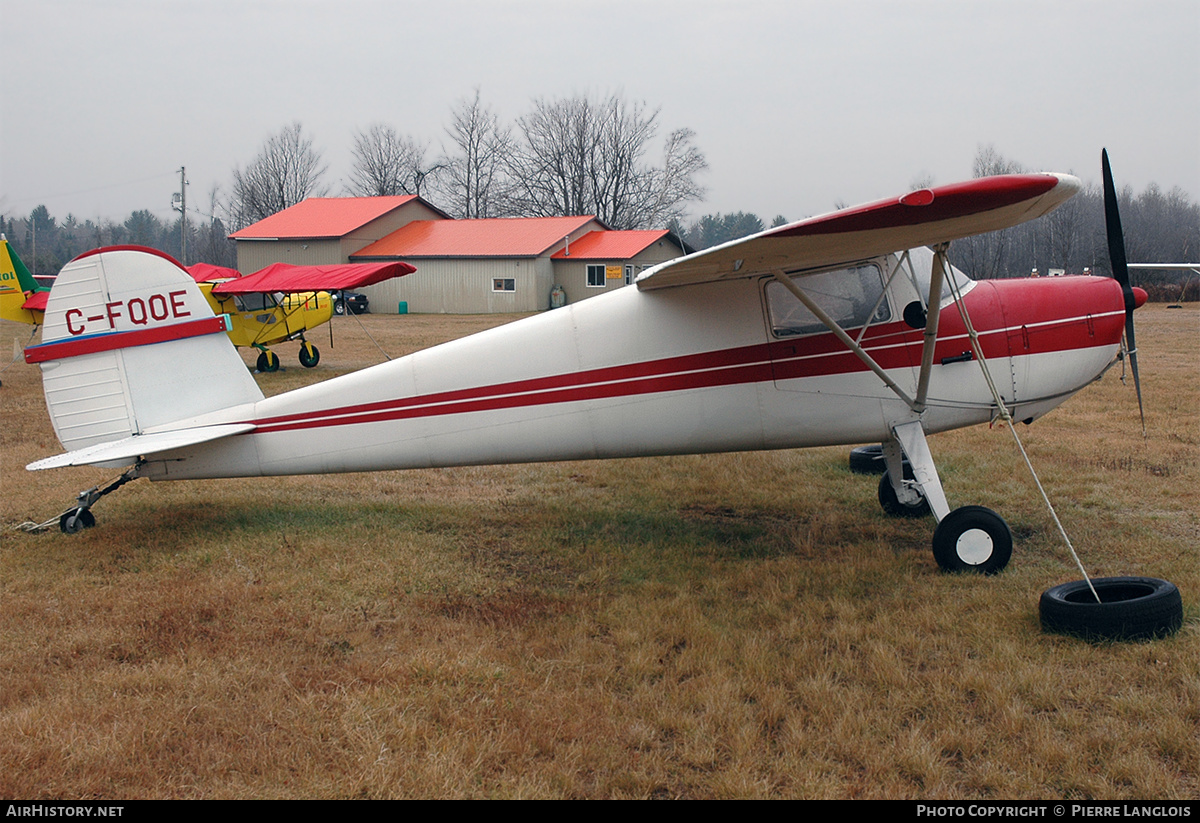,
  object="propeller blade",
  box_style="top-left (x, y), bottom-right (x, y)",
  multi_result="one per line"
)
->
top-left (1102, 149), bottom-right (1146, 436)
